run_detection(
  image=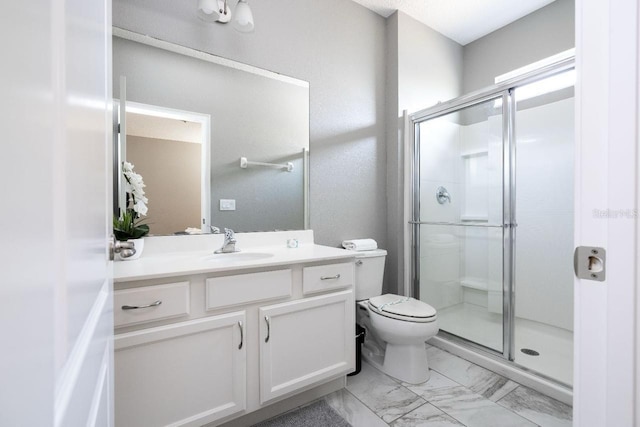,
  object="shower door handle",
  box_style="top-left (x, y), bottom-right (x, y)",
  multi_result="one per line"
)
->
top-left (408, 221), bottom-right (505, 228)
